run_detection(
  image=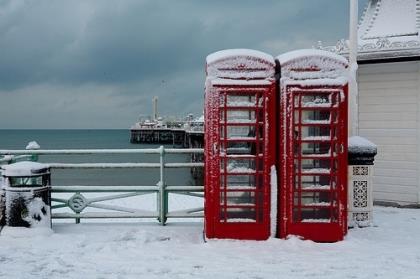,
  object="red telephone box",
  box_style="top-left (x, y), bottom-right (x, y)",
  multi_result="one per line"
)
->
top-left (204, 49), bottom-right (276, 240)
top-left (277, 49), bottom-right (348, 242)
